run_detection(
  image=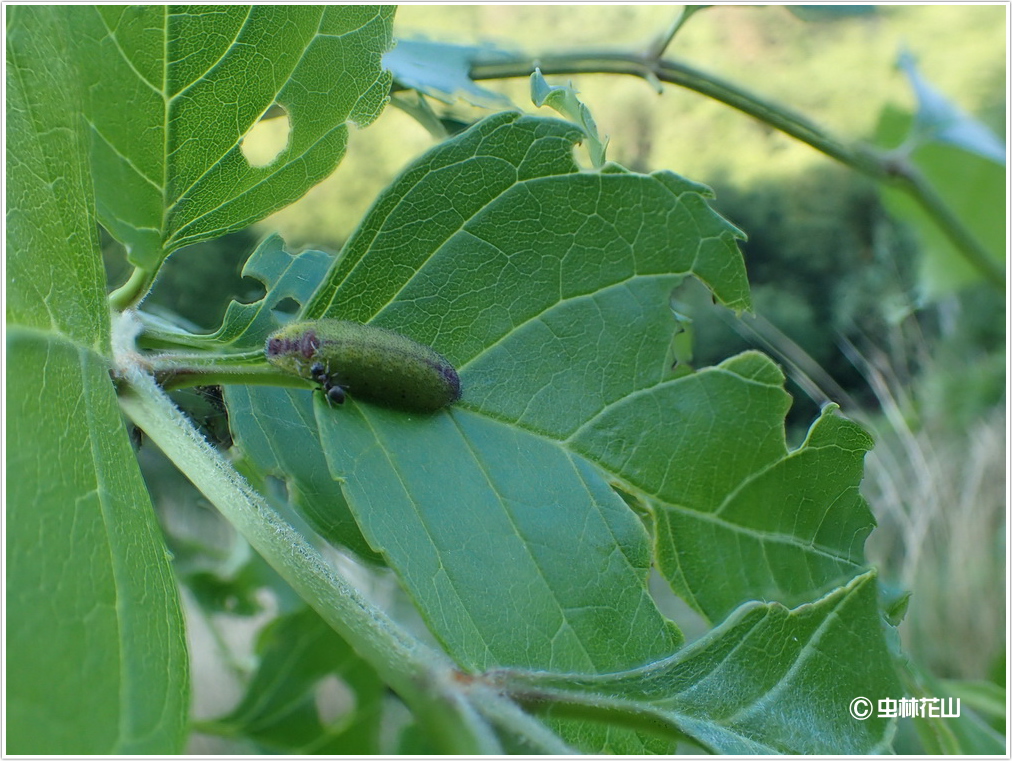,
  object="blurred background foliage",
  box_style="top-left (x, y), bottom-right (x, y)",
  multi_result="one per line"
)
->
top-left (103, 5), bottom-right (1005, 750)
